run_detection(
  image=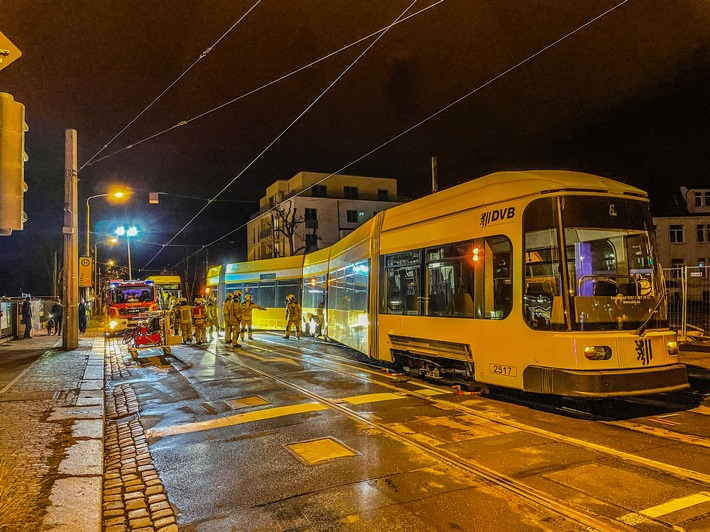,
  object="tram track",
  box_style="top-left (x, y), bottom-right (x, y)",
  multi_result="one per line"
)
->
top-left (149, 337), bottom-right (710, 530)
top-left (183, 339), bottom-right (636, 532)
top-left (222, 335), bottom-right (710, 488)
